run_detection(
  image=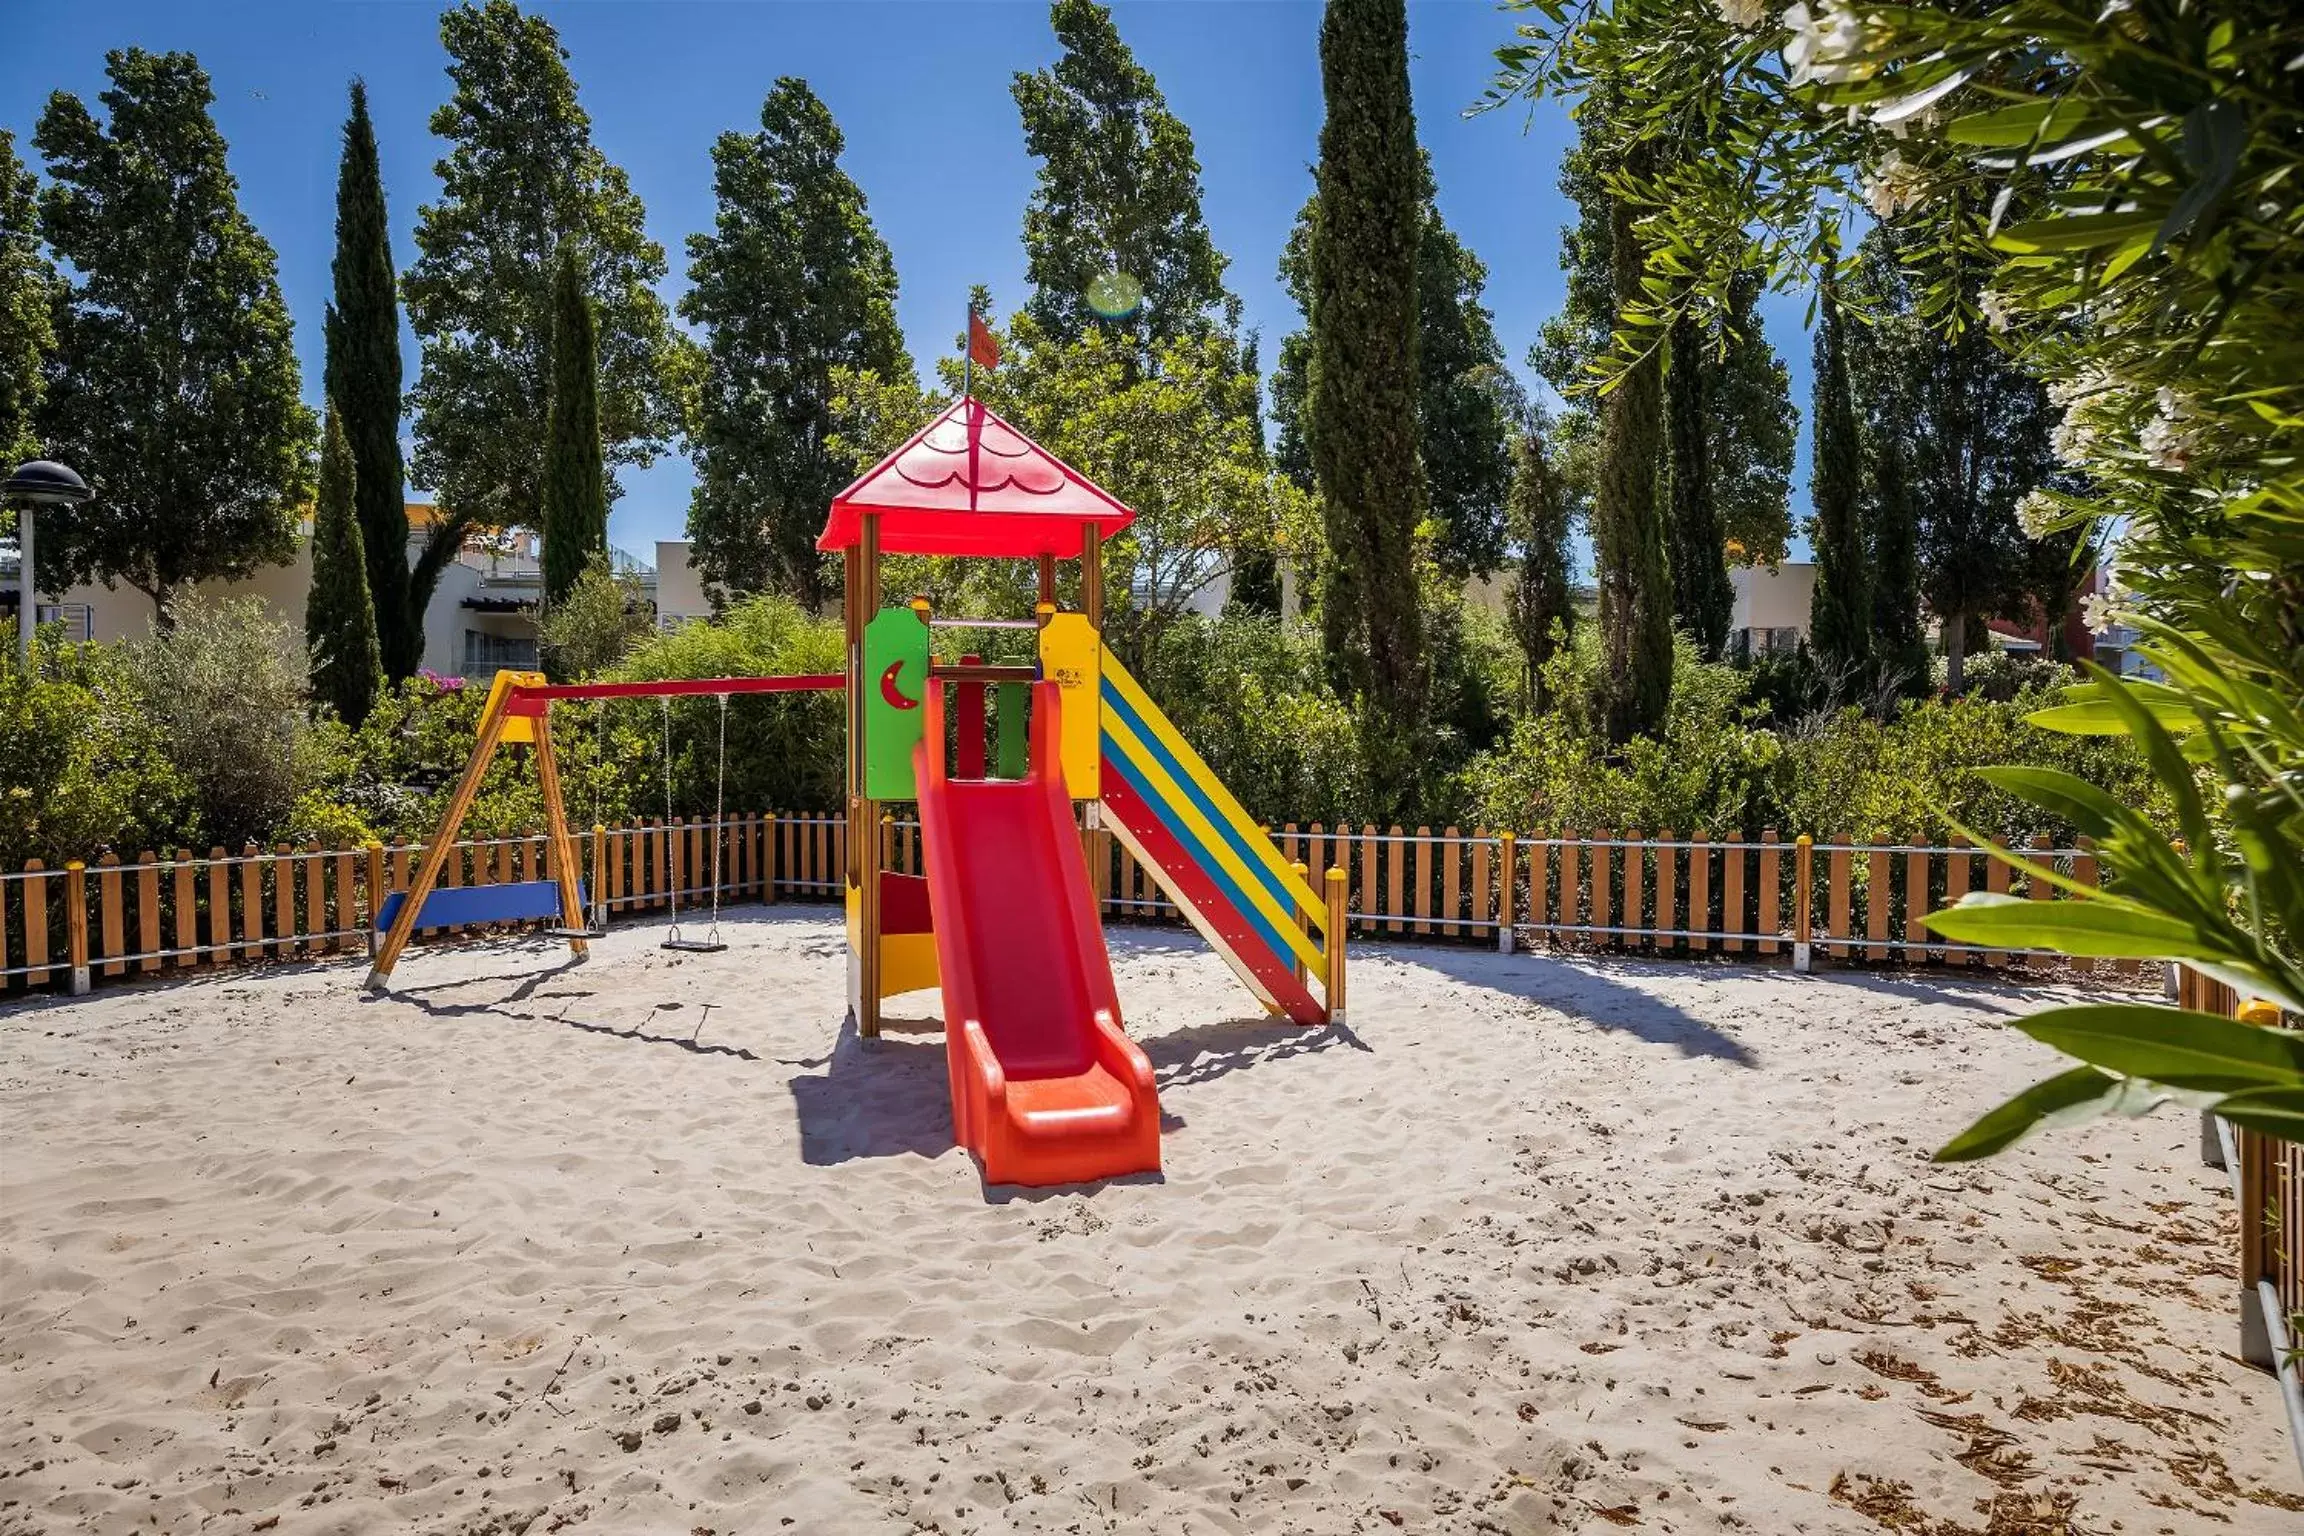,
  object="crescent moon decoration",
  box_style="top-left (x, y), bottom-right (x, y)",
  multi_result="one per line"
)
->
top-left (879, 659), bottom-right (920, 711)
